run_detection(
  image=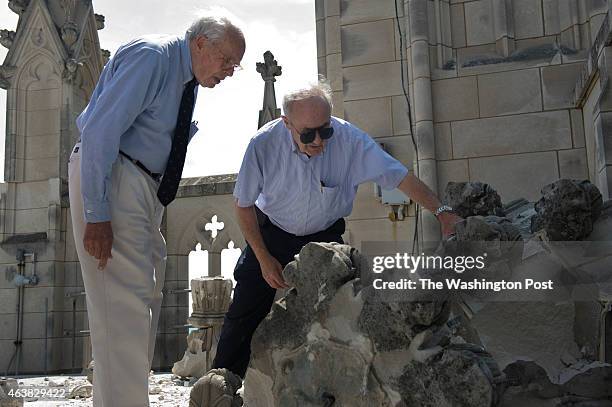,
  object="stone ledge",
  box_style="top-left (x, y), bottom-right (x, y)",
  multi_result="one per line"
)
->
top-left (176, 174), bottom-right (237, 198)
